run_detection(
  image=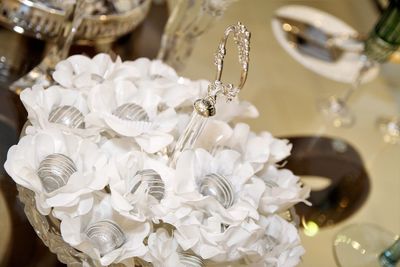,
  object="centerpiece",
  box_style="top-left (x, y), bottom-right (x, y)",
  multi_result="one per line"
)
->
top-left (4, 22), bottom-right (310, 266)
